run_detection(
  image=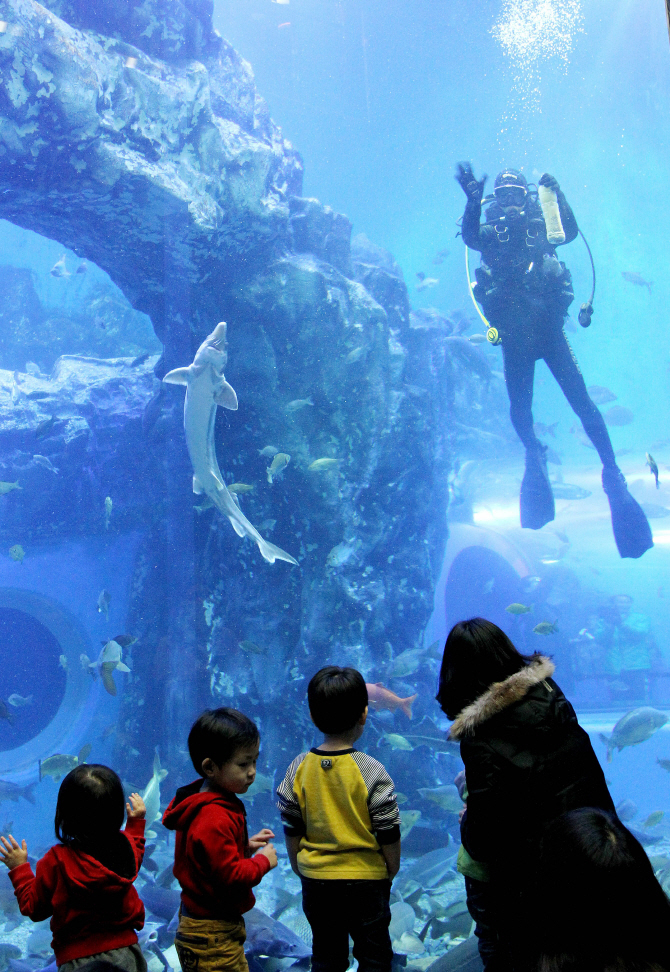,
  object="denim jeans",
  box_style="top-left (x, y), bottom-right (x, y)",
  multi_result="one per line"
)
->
top-left (300, 877), bottom-right (392, 972)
